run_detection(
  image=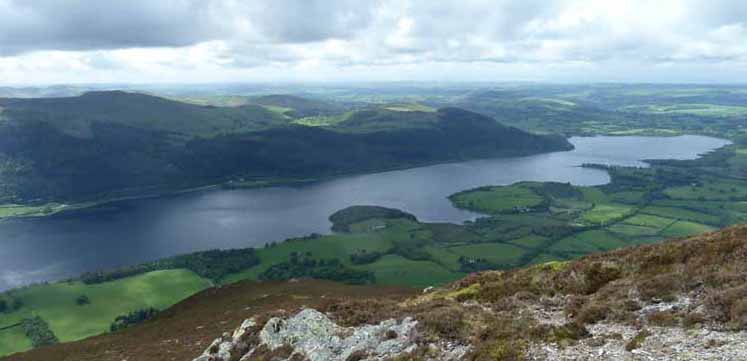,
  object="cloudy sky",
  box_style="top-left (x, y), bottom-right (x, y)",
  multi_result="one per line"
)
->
top-left (1, 0), bottom-right (746, 84)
